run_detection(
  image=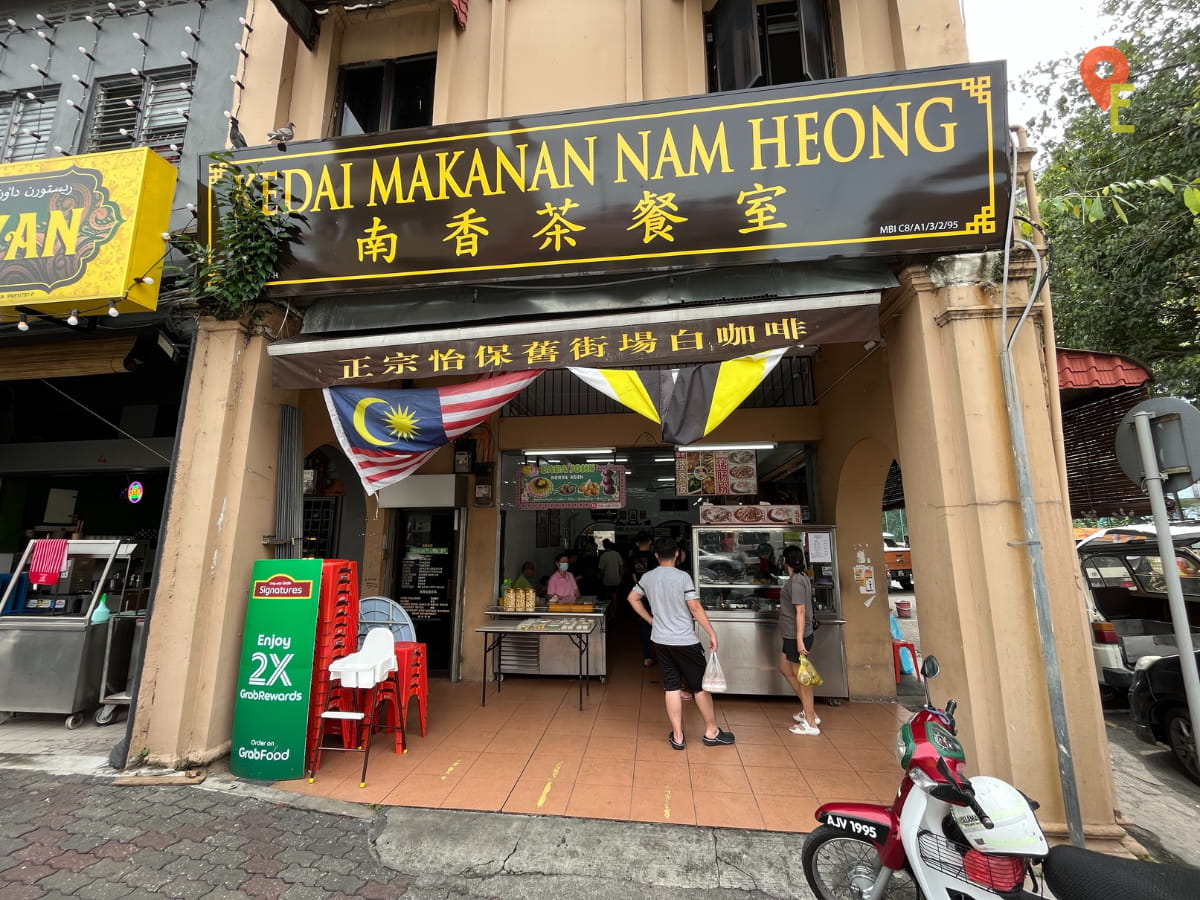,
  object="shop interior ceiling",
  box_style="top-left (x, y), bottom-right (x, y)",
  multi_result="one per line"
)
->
top-left (0, 340), bottom-right (187, 445)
